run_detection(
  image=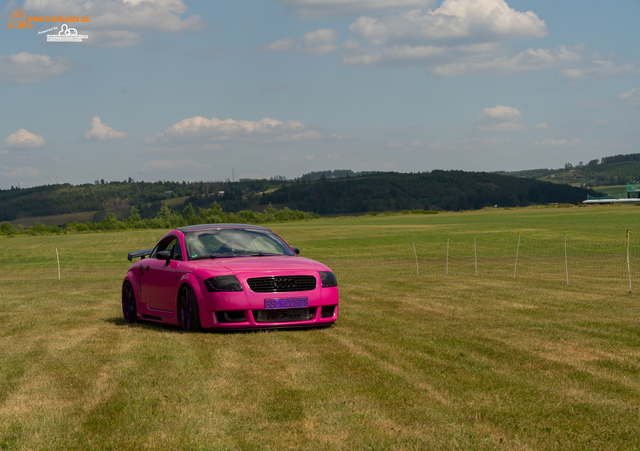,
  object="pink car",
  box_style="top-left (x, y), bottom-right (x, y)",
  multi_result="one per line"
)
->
top-left (122, 224), bottom-right (339, 331)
